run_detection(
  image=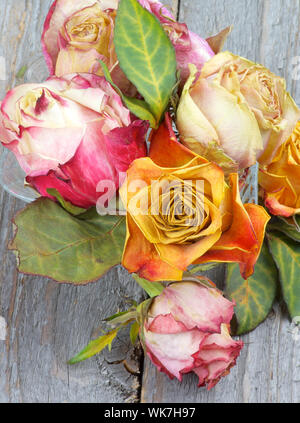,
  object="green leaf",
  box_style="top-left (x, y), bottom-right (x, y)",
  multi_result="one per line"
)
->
top-left (16, 65), bottom-right (27, 79)
top-left (120, 97), bottom-right (157, 128)
top-left (114, 0), bottom-right (177, 128)
top-left (99, 59), bottom-right (156, 127)
top-left (133, 274), bottom-right (165, 297)
top-left (99, 59), bottom-right (120, 90)
top-left (105, 310), bottom-right (137, 327)
top-left (76, 206), bottom-right (105, 223)
top-left (268, 232), bottom-right (300, 320)
top-left (226, 242), bottom-right (278, 335)
top-left (130, 321), bottom-right (140, 345)
top-left (68, 329), bottom-right (118, 364)
top-left (188, 262), bottom-right (220, 275)
top-left (9, 198), bottom-right (126, 284)
top-left (268, 216), bottom-right (300, 242)
top-left (46, 188), bottom-right (87, 216)
top-left (105, 309), bottom-right (134, 322)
